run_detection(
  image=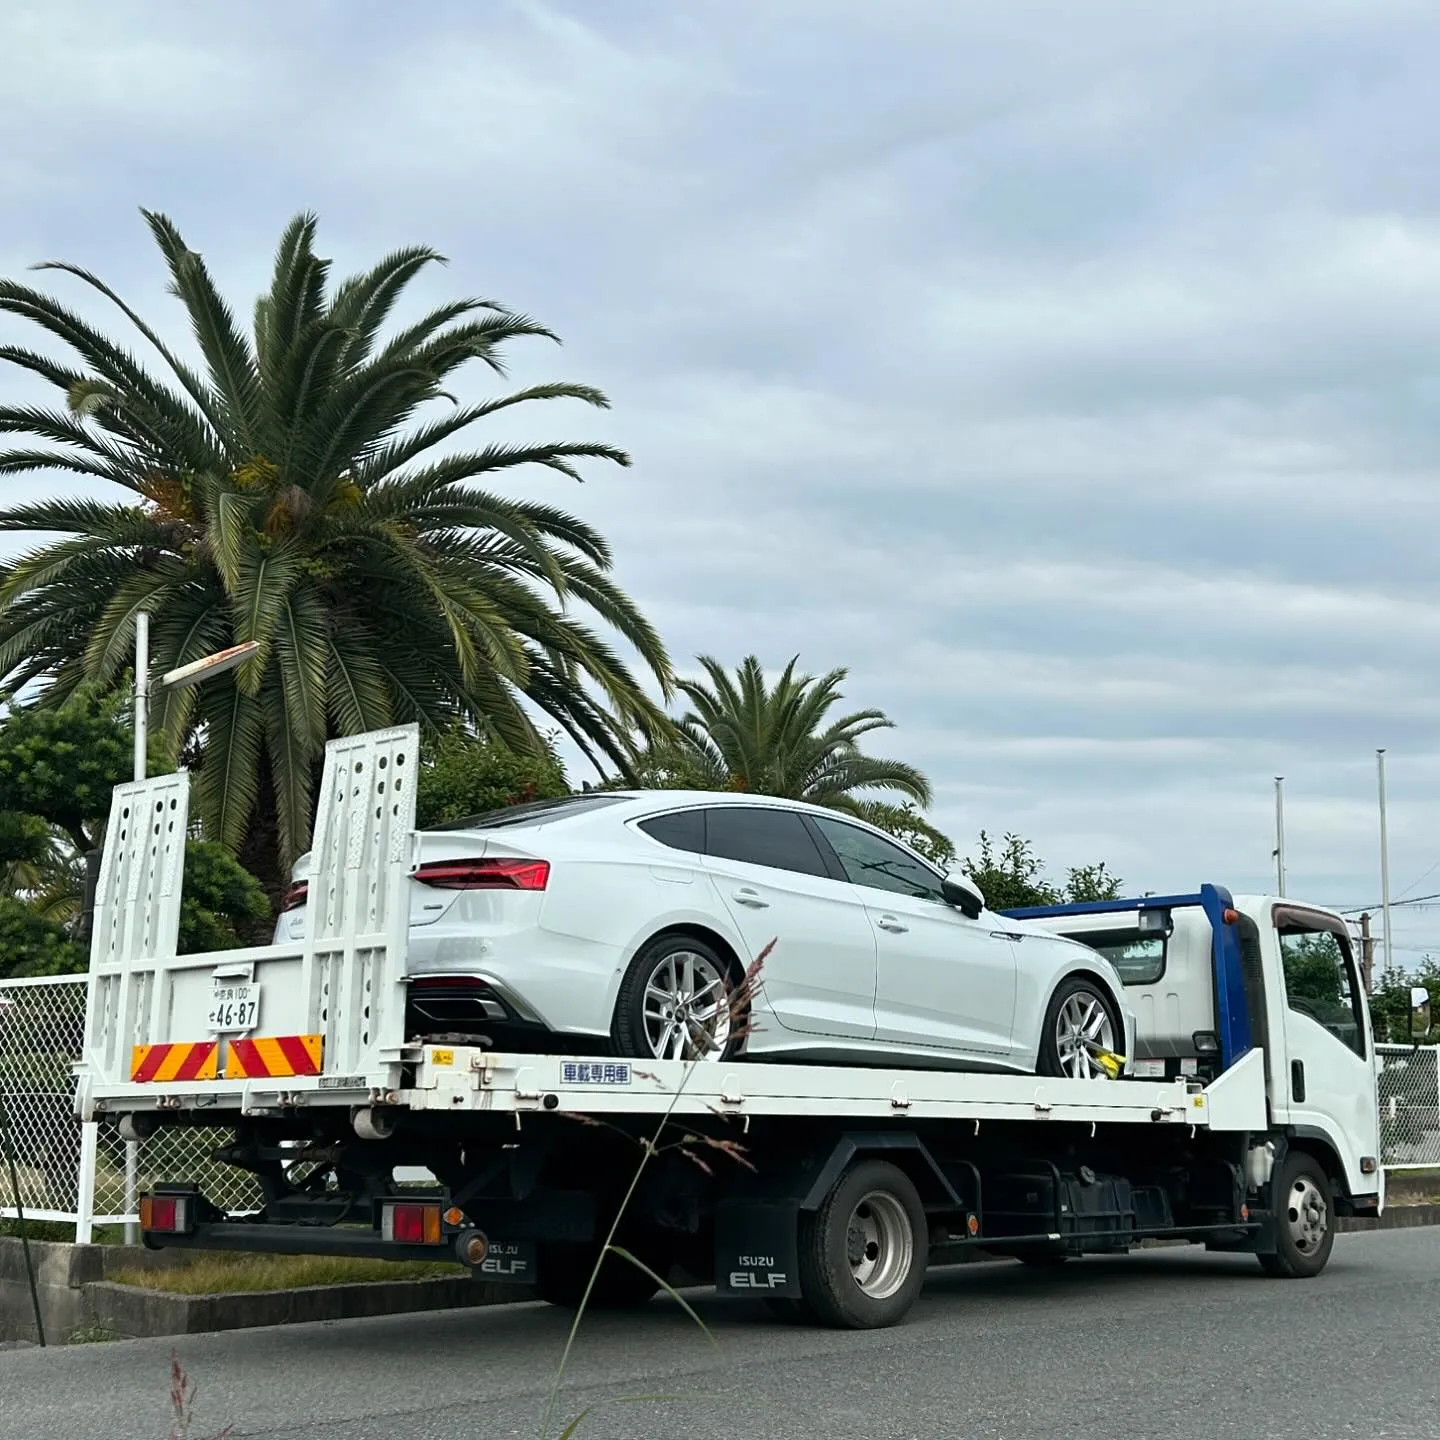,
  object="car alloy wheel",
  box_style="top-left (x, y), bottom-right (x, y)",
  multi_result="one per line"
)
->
top-left (1053, 988), bottom-right (1117, 1079)
top-left (641, 948), bottom-right (733, 1061)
